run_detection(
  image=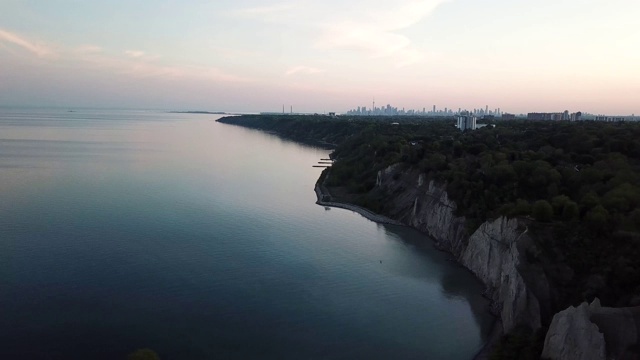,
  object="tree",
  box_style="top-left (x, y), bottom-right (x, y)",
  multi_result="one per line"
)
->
top-left (551, 195), bottom-right (571, 215)
top-left (580, 191), bottom-right (600, 212)
top-left (561, 201), bottom-right (579, 222)
top-left (585, 205), bottom-right (610, 232)
top-left (511, 199), bottom-right (531, 217)
top-left (532, 200), bottom-right (553, 222)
